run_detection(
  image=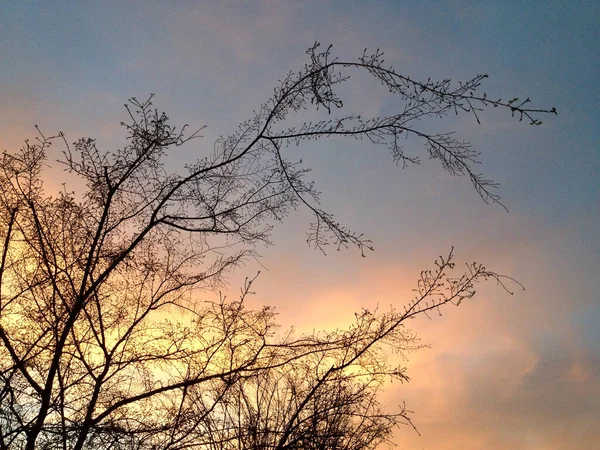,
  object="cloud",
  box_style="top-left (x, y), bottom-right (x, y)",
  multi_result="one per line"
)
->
top-left (238, 204), bottom-right (599, 449)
